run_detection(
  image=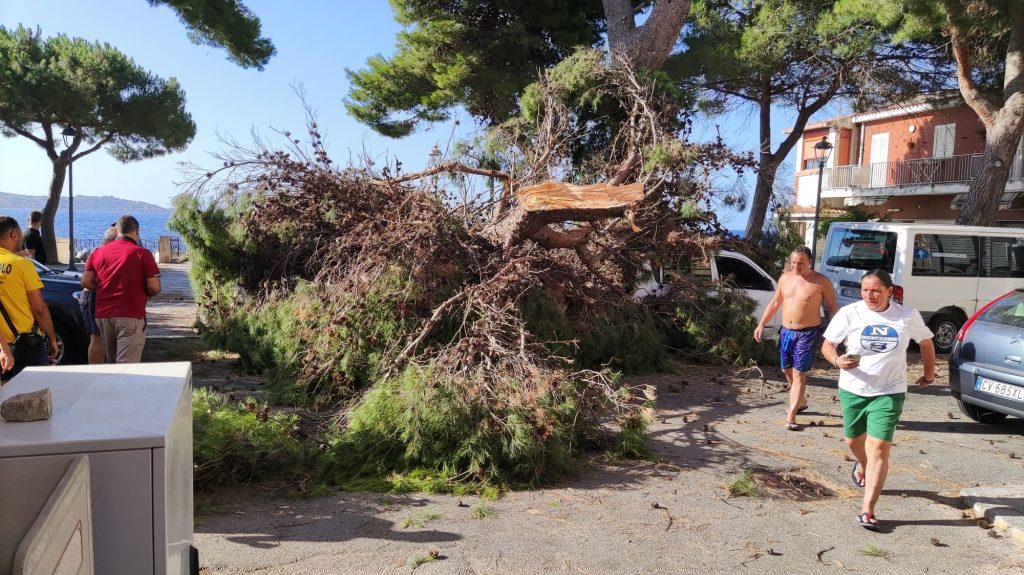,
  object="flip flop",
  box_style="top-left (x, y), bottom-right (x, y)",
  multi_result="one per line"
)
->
top-left (785, 422), bottom-right (802, 431)
top-left (856, 511), bottom-right (879, 531)
top-left (797, 404), bottom-right (809, 414)
top-left (851, 461), bottom-right (866, 488)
